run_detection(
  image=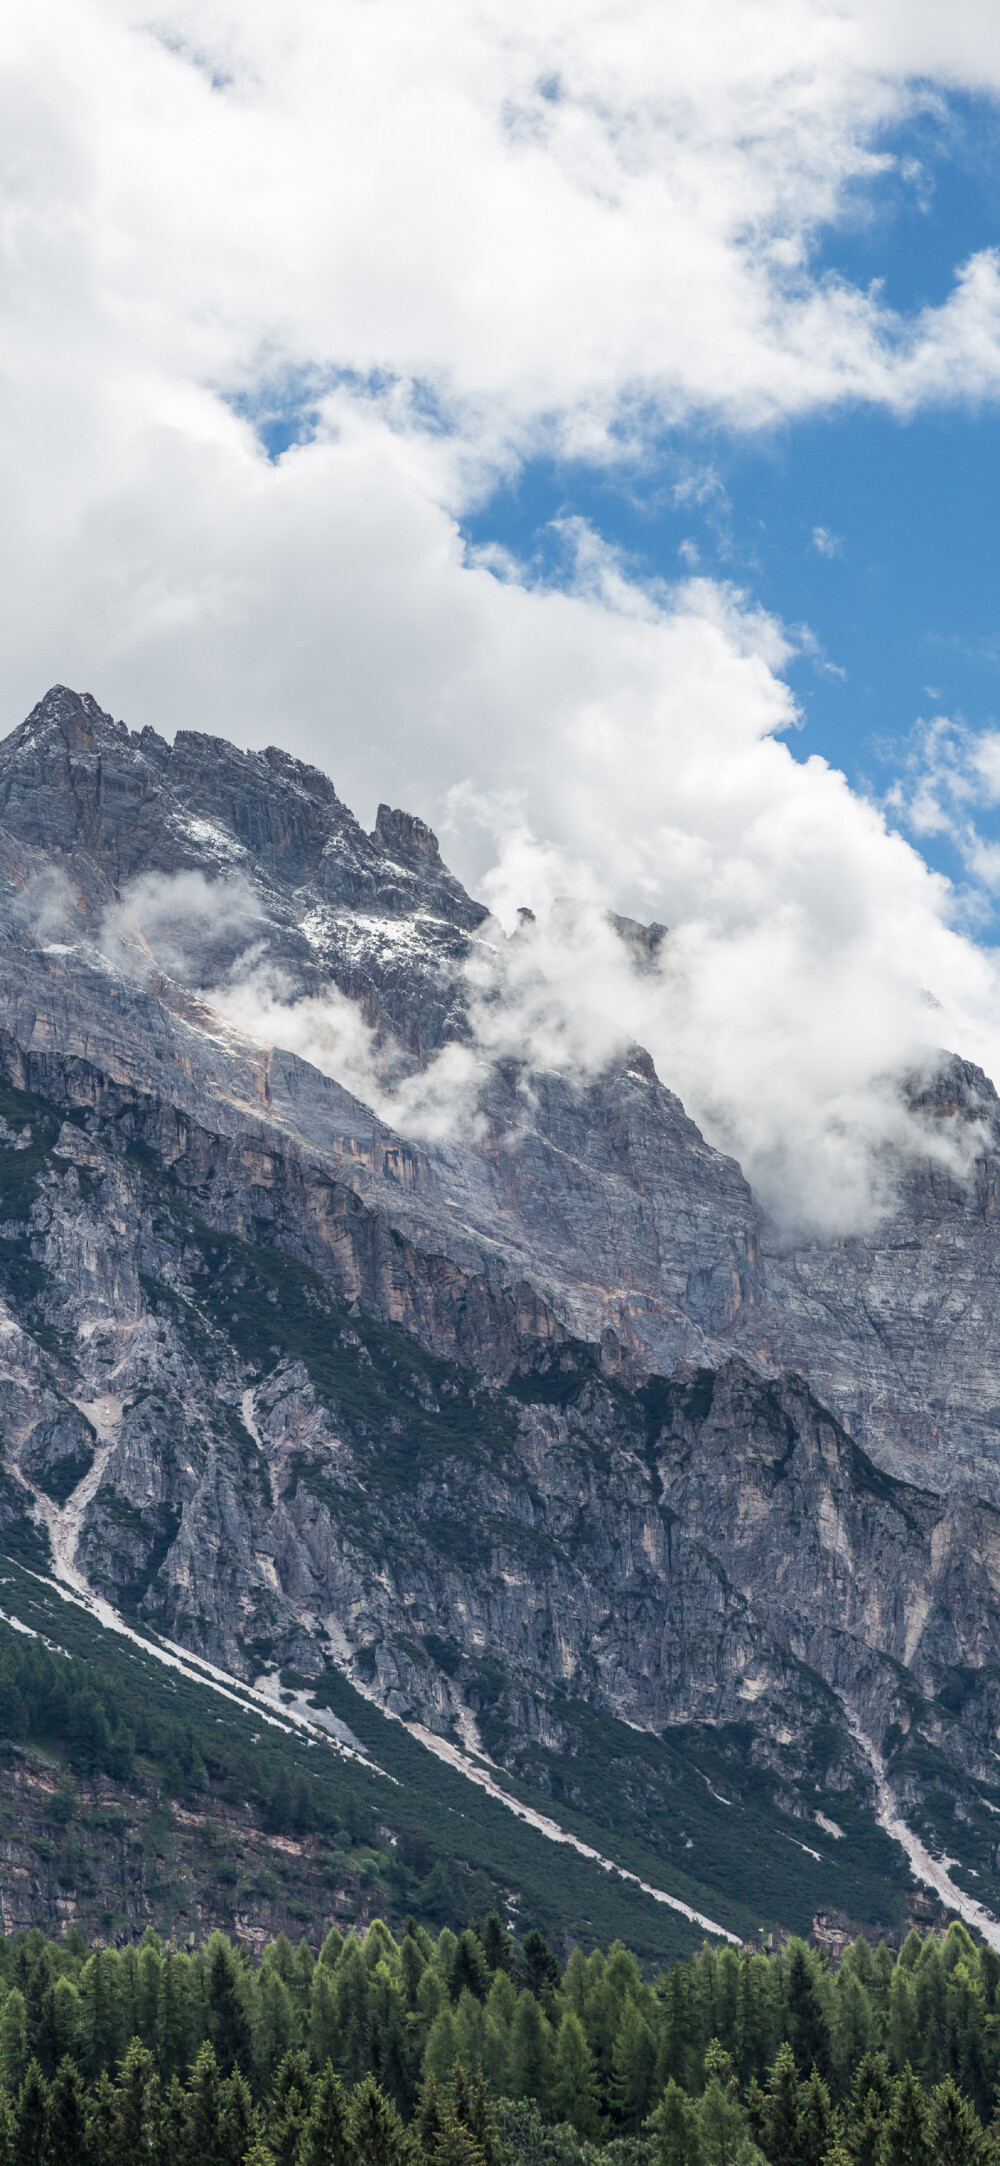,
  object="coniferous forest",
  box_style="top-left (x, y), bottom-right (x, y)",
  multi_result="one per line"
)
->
top-left (0, 1914), bottom-right (997, 2166)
